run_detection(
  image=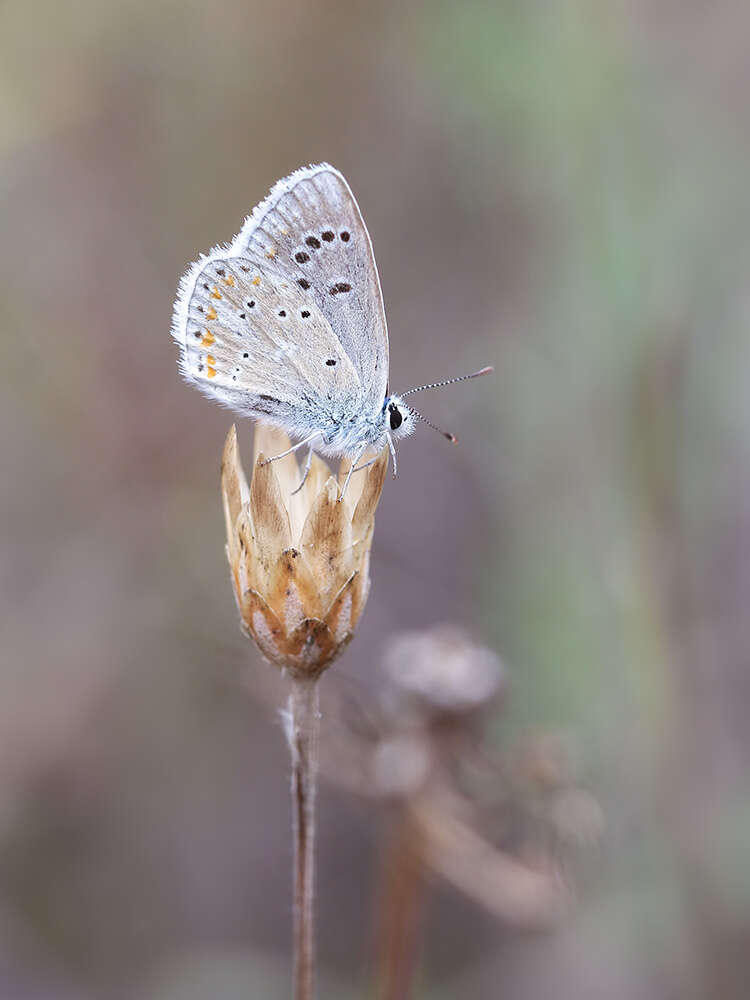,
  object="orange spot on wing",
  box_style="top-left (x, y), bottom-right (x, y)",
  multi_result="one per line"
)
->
top-left (201, 330), bottom-right (215, 346)
top-left (223, 274), bottom-right (235, 286)
top-left (265, 248), bottom-right (277, 259)
top-left (207, 366), bottom-right (217, 378)
top-left (206, 306), bottom-right (217, 320)
top-left (206, 354), bottom-right (216, 366)
top-left (252, 275), bottom-right (261, 286)
top-left (211, 286), bottom-right (222, 299)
